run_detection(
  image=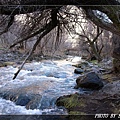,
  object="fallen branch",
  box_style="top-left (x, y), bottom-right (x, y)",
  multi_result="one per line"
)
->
top-left (13, 21), bottom-right (57, 79)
